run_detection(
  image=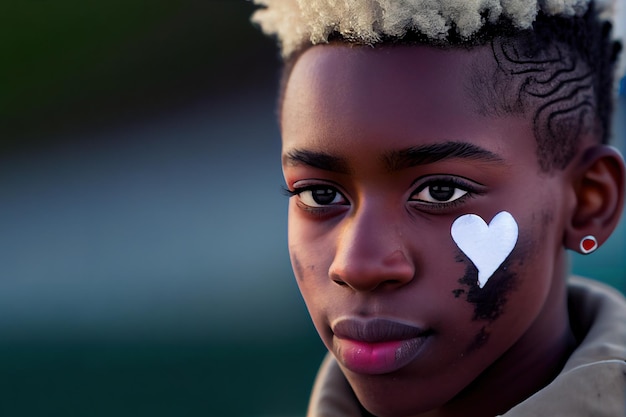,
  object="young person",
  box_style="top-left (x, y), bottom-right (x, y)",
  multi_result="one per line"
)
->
top-left (252, 1), bottom-right (626, 415)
